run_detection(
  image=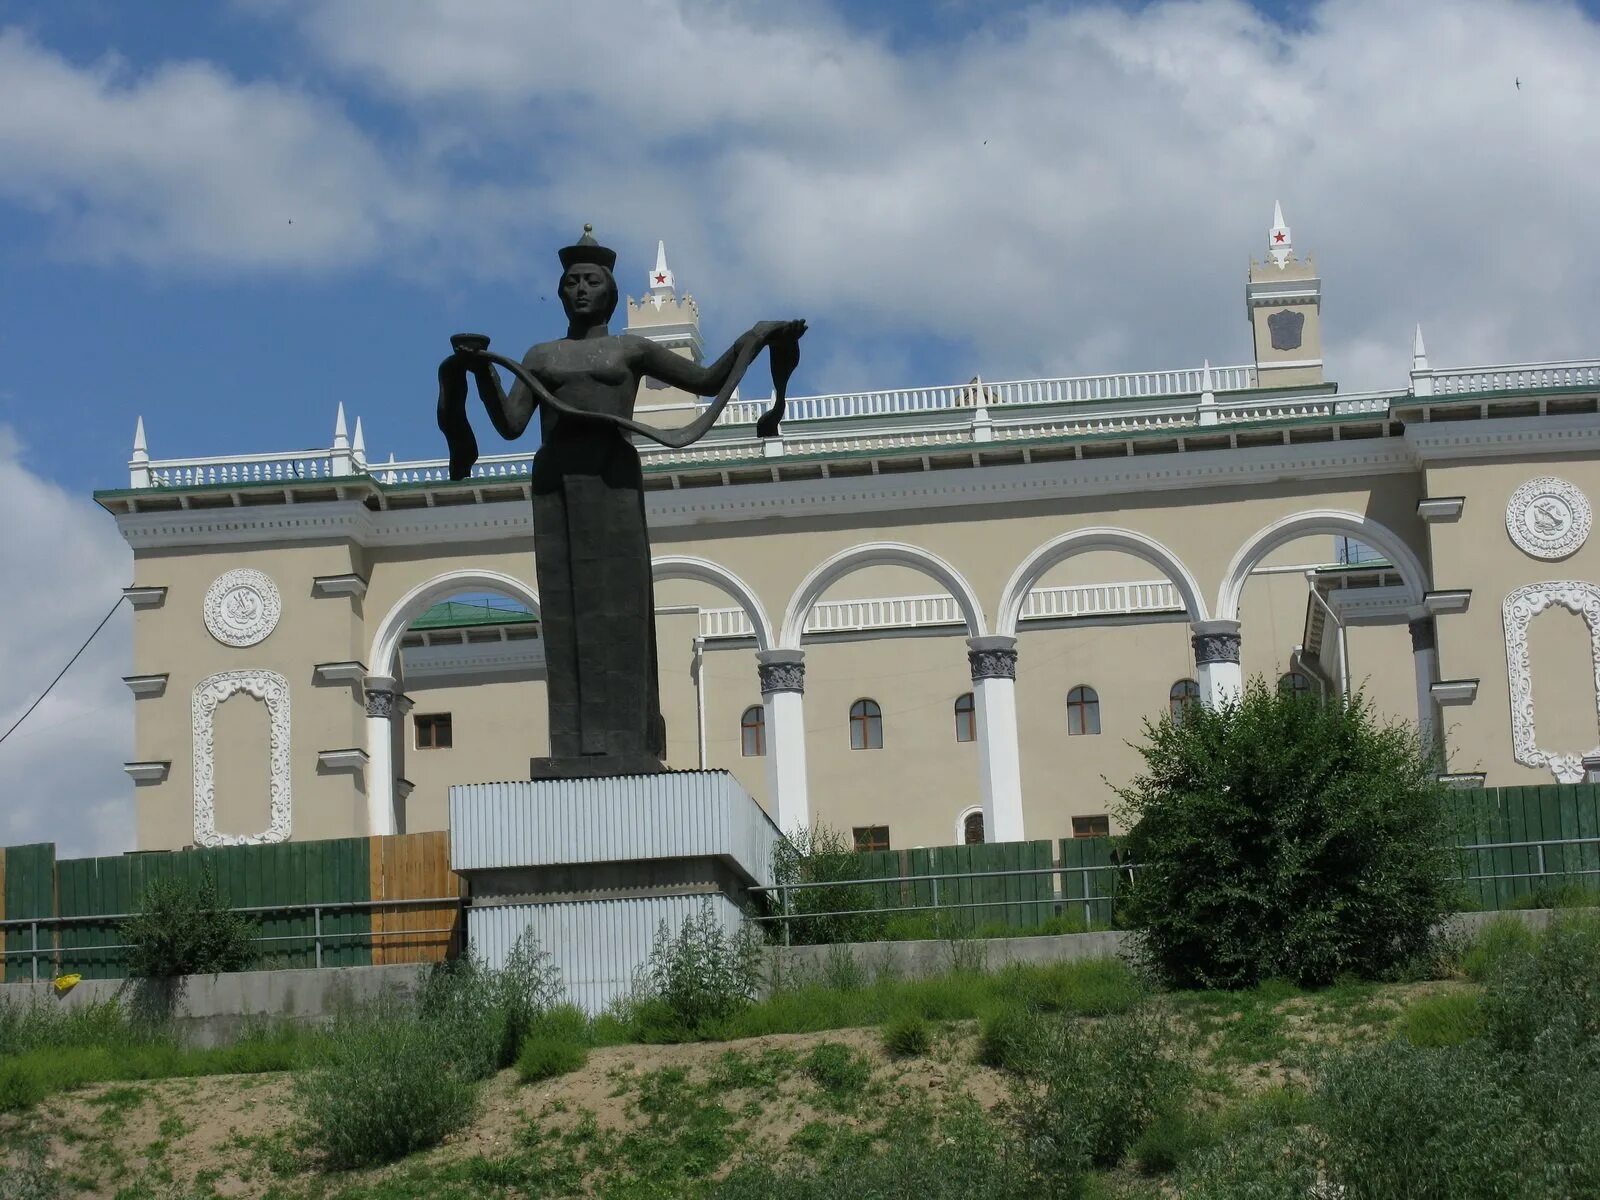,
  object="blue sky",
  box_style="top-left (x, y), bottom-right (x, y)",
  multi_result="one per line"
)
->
top-left (2, 0), bottom-right (1599, 853)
